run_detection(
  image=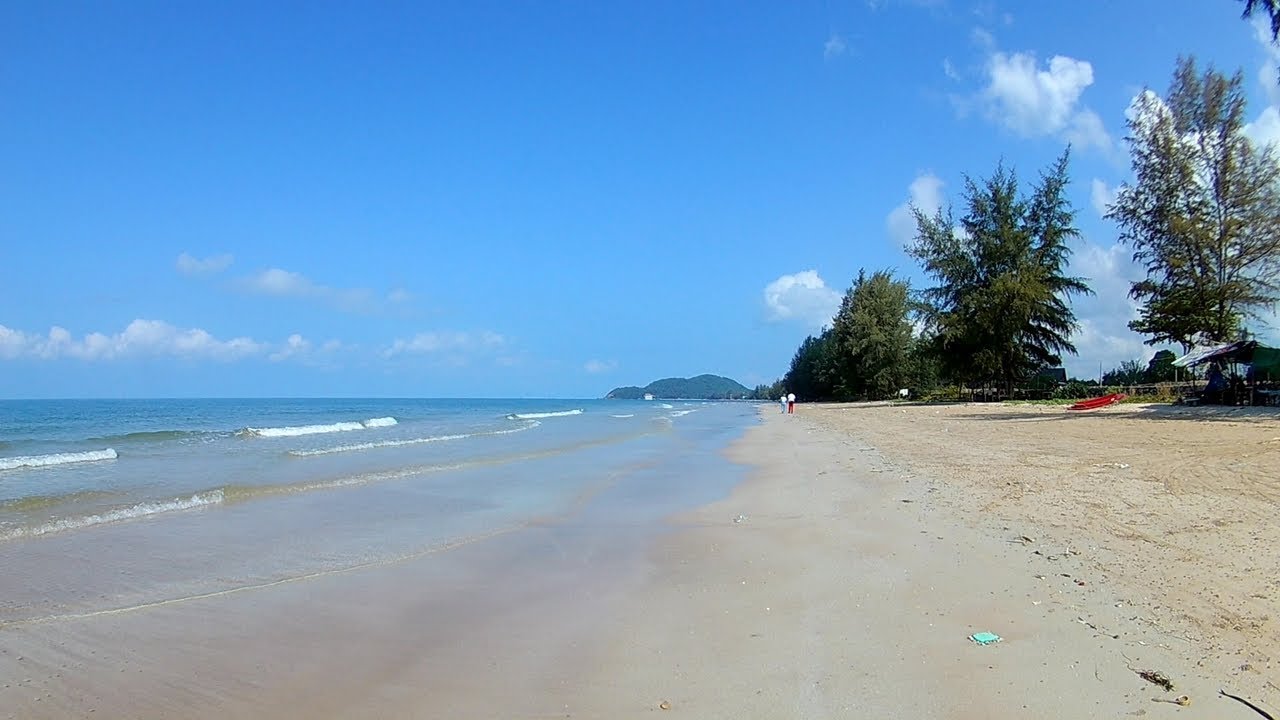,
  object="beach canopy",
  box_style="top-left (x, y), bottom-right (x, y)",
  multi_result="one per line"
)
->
top-left (1171, 339), bottom-right (1278, 368)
